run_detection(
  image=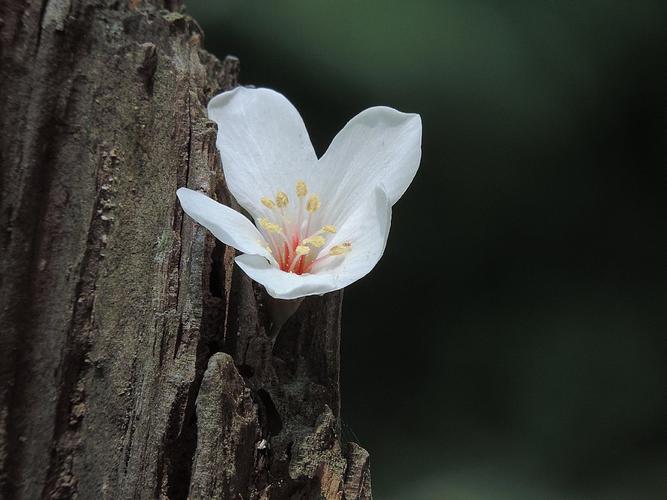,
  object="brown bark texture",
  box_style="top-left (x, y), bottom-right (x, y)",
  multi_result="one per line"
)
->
top-left (0, 0), bottom-right (371, 498)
